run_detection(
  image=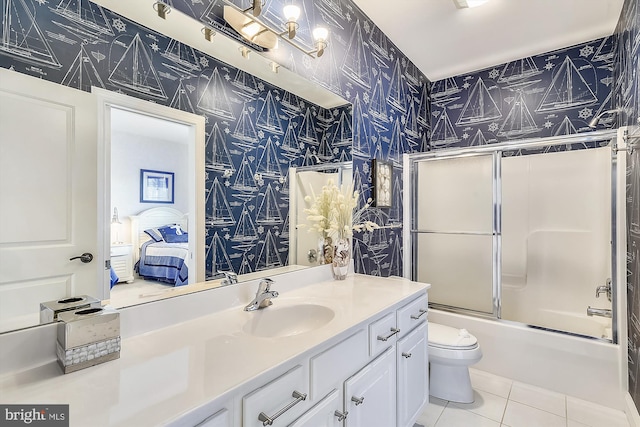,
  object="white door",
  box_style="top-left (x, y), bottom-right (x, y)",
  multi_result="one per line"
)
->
top-left (288, 389), bottom-right (343, 427)
top-left (397, 323), bottom-right (428, 427)
top-left (0, 69), bottom-right (99, 332)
